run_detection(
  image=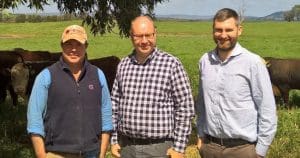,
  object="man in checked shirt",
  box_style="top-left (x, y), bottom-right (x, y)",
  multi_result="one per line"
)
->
top-left (110, 15), bottom-right (195, 158)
